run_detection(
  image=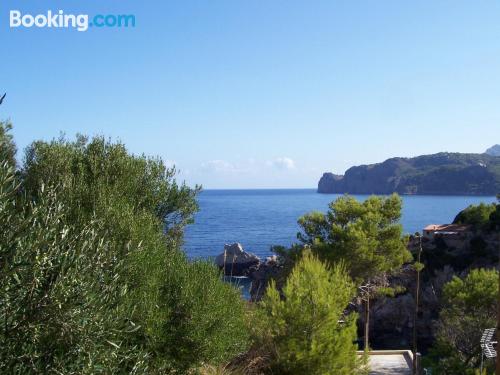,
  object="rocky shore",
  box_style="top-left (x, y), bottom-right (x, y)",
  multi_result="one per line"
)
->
top-left (215, 243), bottom-right (283, 301)
top-left (217, 230), bottom-right (499, 353)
